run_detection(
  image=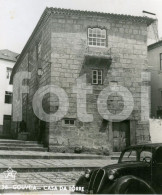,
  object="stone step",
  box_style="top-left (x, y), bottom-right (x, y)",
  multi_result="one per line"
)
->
top-left (0, 146), bottom-right (48, 152)
top-left (0, 151), bottom-right (110, 160)
top-left (0, 143), bottom-right (43, 147)
top-left (0, 139), bottom-right (38, 144)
